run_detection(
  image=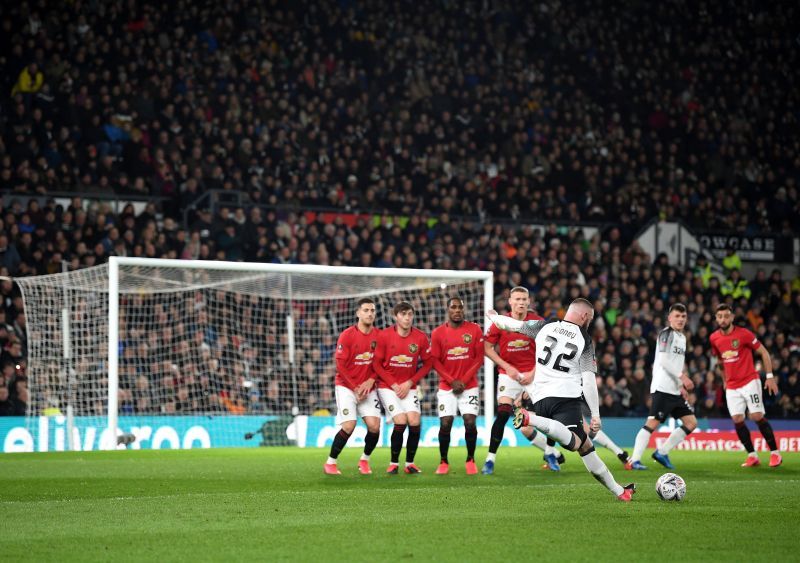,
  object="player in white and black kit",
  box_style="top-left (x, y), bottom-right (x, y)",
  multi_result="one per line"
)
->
top-left (488, 298), bottom-right (636, 502)
top-left (628, 303), bottom-right (697, 470)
